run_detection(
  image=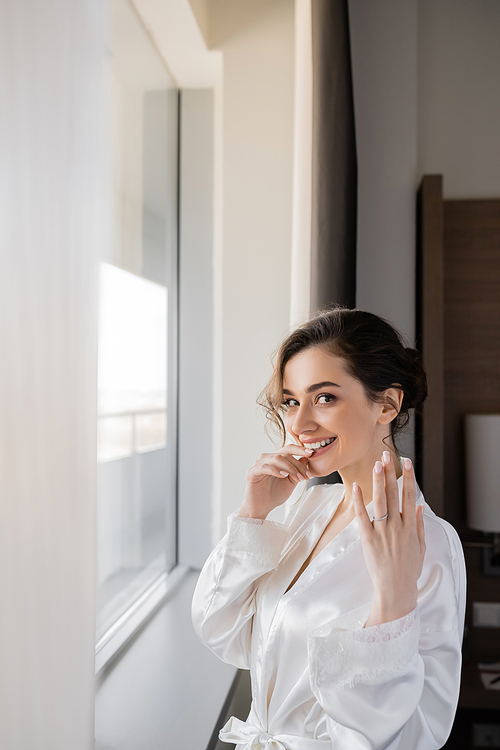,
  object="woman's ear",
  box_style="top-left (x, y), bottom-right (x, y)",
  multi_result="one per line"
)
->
top-left (377, 386), bottom-right (404, 425)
